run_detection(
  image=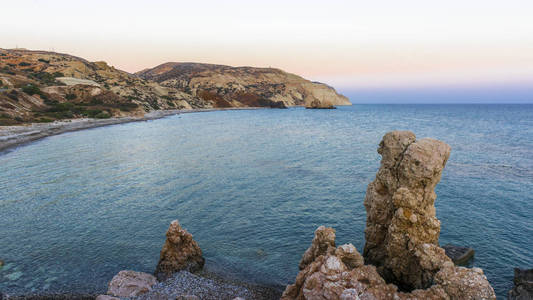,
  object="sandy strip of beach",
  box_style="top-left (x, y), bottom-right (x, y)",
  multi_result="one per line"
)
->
top-left (0, 107), bottom-right (265, 153)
